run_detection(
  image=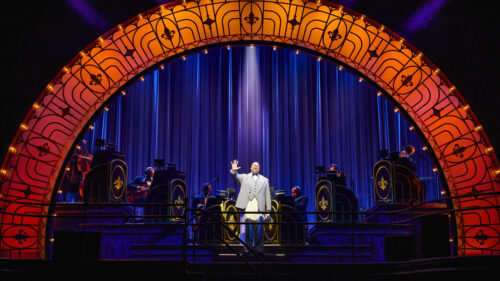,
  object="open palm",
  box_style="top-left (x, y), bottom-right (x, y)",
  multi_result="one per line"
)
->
top-left (231, 159), bottom-right (241, 171)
